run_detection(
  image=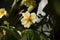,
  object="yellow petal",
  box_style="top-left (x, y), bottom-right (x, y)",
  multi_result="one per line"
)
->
top-left (0, 8), bottom-right (7, 18)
